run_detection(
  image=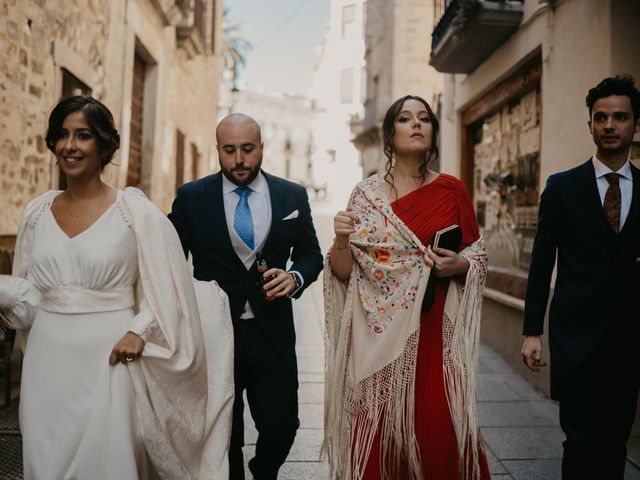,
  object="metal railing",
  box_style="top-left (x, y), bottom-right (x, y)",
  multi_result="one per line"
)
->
top-left (432, 0), bottom-right (459, 52)
top-left (433, 0), bottom-right (456, 22)
top-left (431, 0), bottom-right (524, 52)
